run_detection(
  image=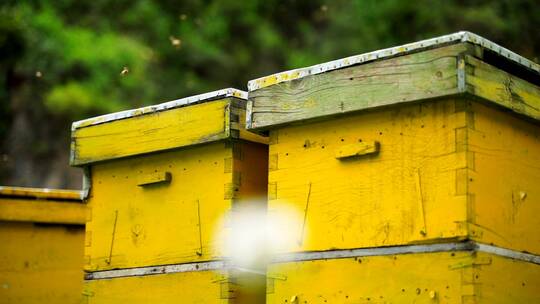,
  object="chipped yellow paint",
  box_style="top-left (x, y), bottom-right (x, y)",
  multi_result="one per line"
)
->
top-left (267, 251), bottom-right (540, 303)
top-left (74, 116), bottom-right (108, 129)
top-left (268, 98), bottom-right (469, 254)
top-left (0, 189), bottom-right (85, 304)
top-left (71, 99), bottom-right (231, 166)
